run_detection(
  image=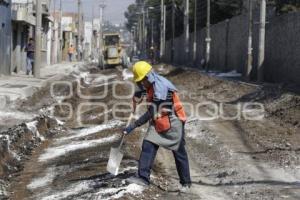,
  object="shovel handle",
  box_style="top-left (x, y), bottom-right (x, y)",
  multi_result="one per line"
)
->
top-left (118, 112), bottom-right (134, 150)
top-left (118, 134), bottom-right (126, 150)
top-left (126, 113), bottom-right (134, 126)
